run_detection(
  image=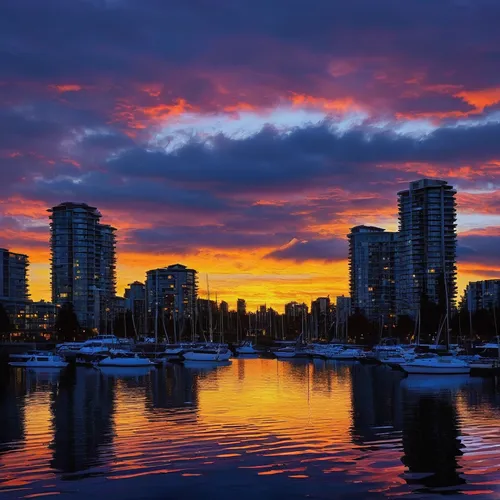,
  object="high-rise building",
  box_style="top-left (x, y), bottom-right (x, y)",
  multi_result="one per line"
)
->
top-left (0, 248), bottom-right (29, 331)
top-left (284, 301), bottom-right (308, 318)
top-left (145, 264), bottom-right (198, 322)
top-left (311, 297), bottom-right (331, 338)
top-left (25, 300), bottom-right (57, 336)
top-left (219, 300), bottom-right (229, 315)
top-left (237, 298), bottom-right (246, 315)
top-left (396, 179), bottom-right (457, 319)
top-left (48, 202), bottom-right (117, 328)
top-left (0, 249), bottom-right (29, 301)
top-left (348, 226), bottom-right (397, 324)
top-left (336, 296), bottom-right (351, 325)
top-left (463, 280), bottom-right (500, 314)
top-left (124, 281), bottom-right (146, 336)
